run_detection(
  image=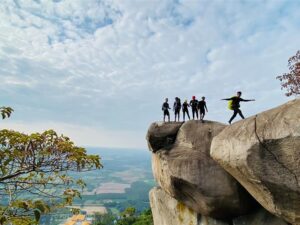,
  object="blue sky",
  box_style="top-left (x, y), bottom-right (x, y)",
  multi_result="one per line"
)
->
top-left (1, 0), bottom-right (300, 149)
